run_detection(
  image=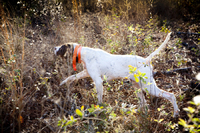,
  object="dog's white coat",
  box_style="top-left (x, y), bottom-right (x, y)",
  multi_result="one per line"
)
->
top-left (55, 32), bottom-right (180, 117)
